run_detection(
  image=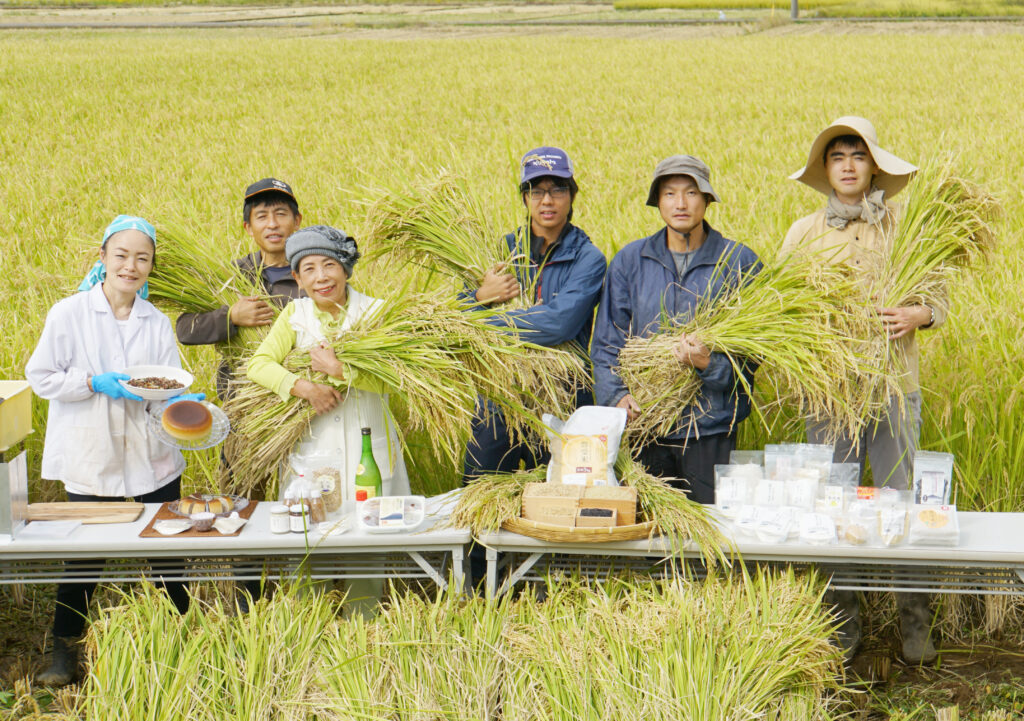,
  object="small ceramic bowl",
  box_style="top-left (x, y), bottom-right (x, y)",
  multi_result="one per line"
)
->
top-left (190, 511), bottom-right (216, 532)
